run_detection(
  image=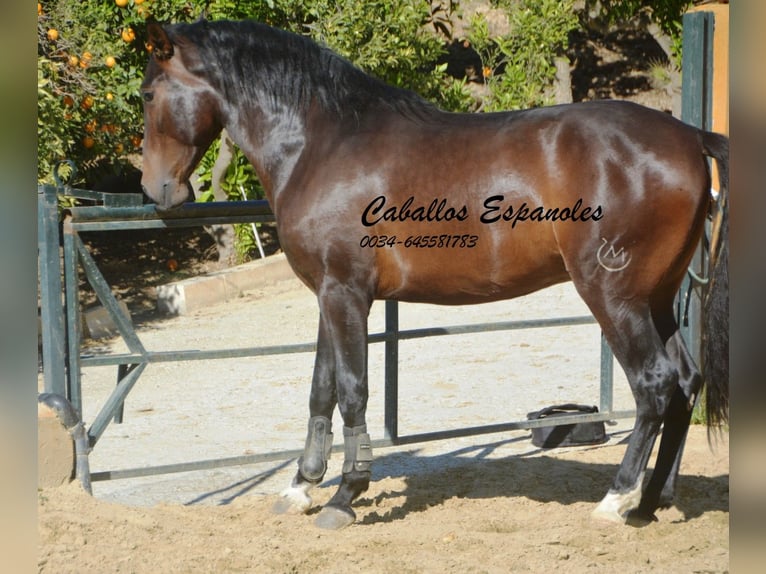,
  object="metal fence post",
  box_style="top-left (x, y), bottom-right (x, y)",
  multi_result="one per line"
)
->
top-left (383, 300), bottom-right (399, 442)
top-left (678, 11), bottom-right (714, 363)
top-left (63, 220), bottom-right (83, 417)
top-left (37, 185), bottom-right (67, 396)
top-left (39, 195), bottom-right (634, 480)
